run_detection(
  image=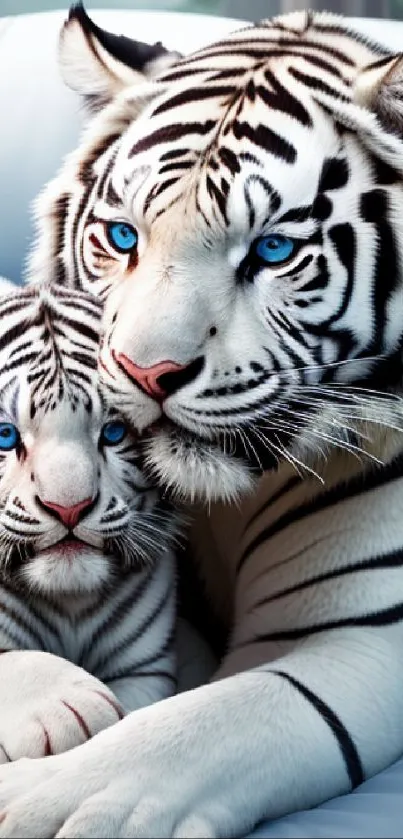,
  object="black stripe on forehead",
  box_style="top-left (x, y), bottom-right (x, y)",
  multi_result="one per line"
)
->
top-left (129, 121), bottom-right (216, 158)
top-left (0, 287), bottom-right (102, 420)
